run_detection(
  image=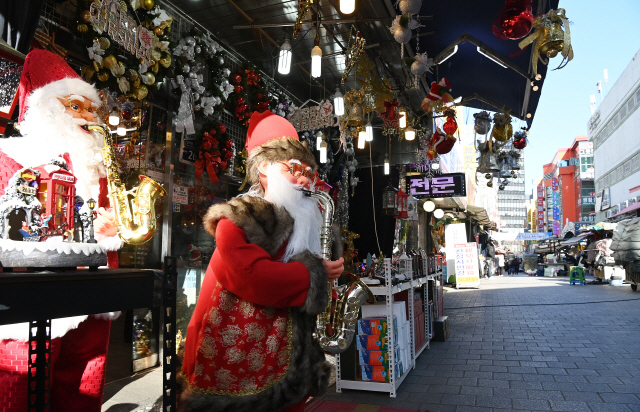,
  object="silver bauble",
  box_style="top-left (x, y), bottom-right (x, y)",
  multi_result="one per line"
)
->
top-left (182, 64), bottom-right (190, 73)
top-left (185, 37), bottom-right (196, 47)
top-left (195, 46), bottom-right (202, 54)
top-left (218, 56), bottom-right (224, 65)
top-left (193, 92), bottom-right (200, 101)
